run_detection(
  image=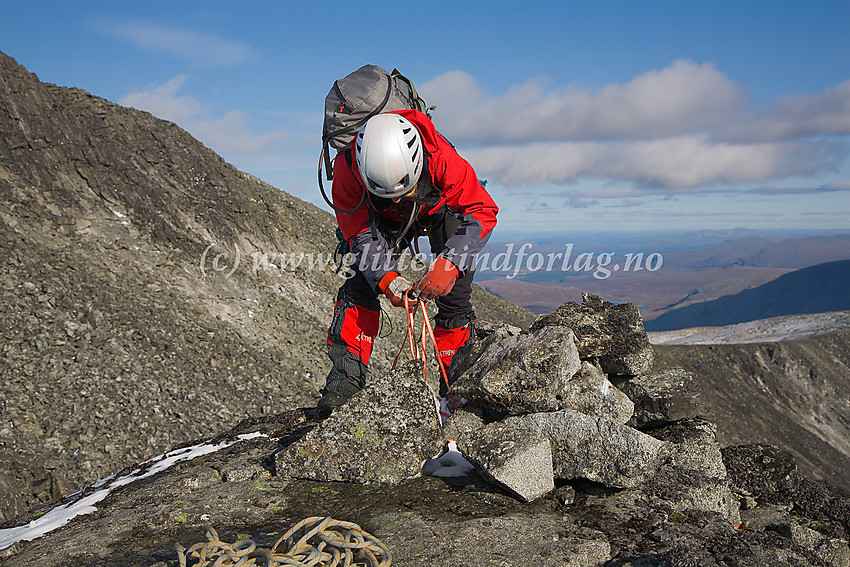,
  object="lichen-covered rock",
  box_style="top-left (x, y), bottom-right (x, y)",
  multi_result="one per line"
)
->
top-left (275, 361), bottom-right (442, 484)
top-left (765, 519), bottom-right (850, 567)
top-left (647, 418), bottom-right (741, 525)
top-left (442, 407), bottom-right (486, 441)
top-left (531, 292), bottom-right (653, 376)
top-left (455, 421), bottom-right (554, 502)
top-left (569, 360), bottom-right (634, 424)
top-left (373, 510), bottom-right (611, 567)
top-left (505, 410), bottom-right (669, 488)
top-left (721, 443), bottom-right (799, 506)
top-left (450, 325), bottom-right (582, 415)
top-left (619, 368), bottom-right (705, 428)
